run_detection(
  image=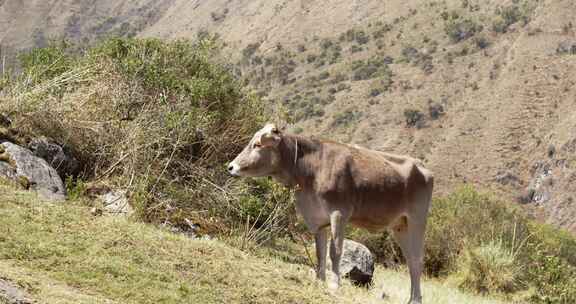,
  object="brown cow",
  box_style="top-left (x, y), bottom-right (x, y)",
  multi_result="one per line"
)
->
top-left (228, 124), bottom-right (433, 304)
